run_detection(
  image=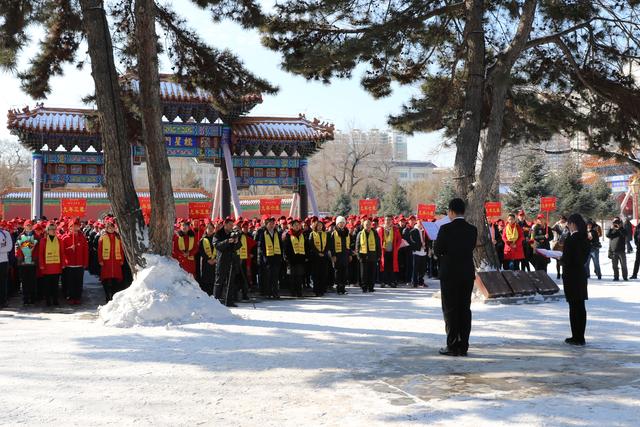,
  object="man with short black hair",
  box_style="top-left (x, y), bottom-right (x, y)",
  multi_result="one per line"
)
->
top-left (434, 198), bottom-right (477, 357)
